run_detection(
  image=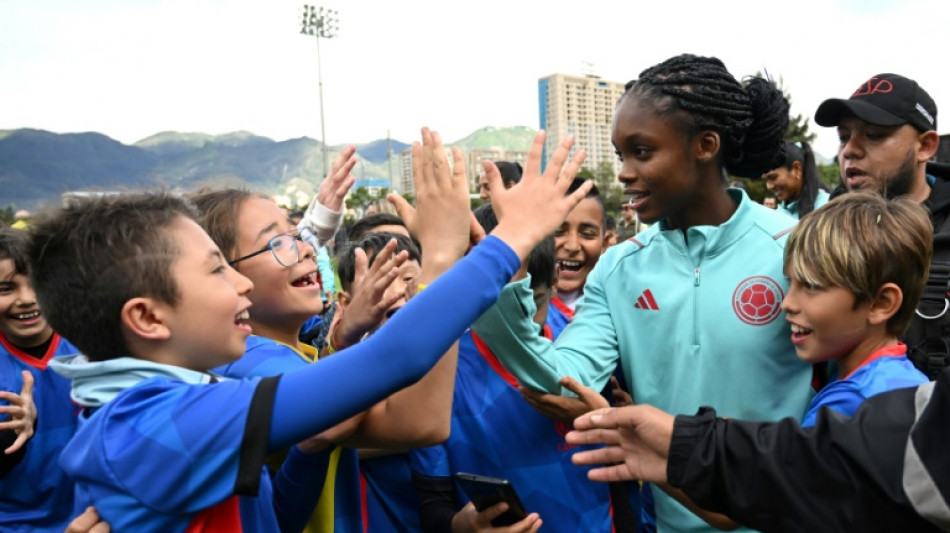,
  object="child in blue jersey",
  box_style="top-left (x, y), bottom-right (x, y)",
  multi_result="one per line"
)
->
top-left (334, 232), bottom-right (426, 532)
top-left (0, 227), bottom-right (79, 533)
top-left (660, 191), bottom-right (934, 531)
top-left (410, 235), bottom-right (616, 533)
top-left (193, 187), bottom-right (447, 532)
top-left (786, 193), bottom-right (930, 426)
top-left (33, 128), bottom-right (589, 532)
top-left (762, 140), bottom-right (830, 220)
top-left (472, 54), bottom-right (814, 533)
